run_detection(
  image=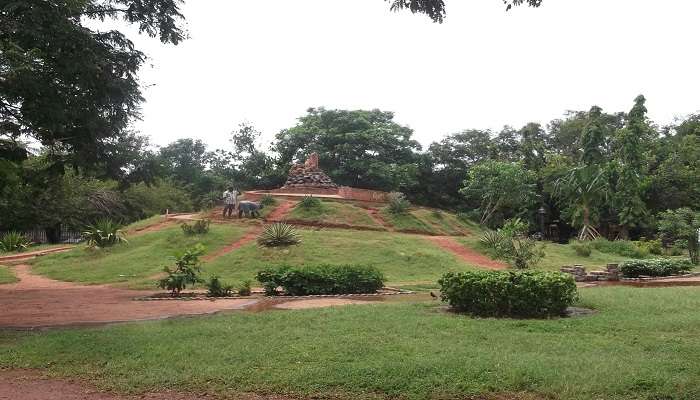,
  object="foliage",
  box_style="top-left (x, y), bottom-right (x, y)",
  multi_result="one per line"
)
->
top-left (256, 265), bottom-right (385, 296)
top-left (82, 219), bottom-right (127, 248)
top-left (479, 230), bottom-right (502, 249)
top-left (259, 194), bottom-right (277, 207)
top-left (657, 208), bottom-right (700, 264)
top-left (460, 160), bottom-right (537, 226)
top-left (588, 238), bottom-right (646, 259)
top-left (298, 195), bottom-right (321, 209)
top-left (386, 192), bottom-right (410, 214)
top-left (386, 0), bottom-right (543, 23)
top-left (158, 244), bottom-right (205, 296)
top-left (438, 270), bottom-right (578, 317)
top-left (479, 219), bottom-right (543, 269)
top-left (257, 223), bottom-right (301, 247)
top-left (237, 280), bottom-right (252, 296)
top-left (180, 219), bottom-right (211, 236)
top-left (635, 238), bottom-right (663, 256)
top-left (206, 276), bottom-right (234, 297)
top-left (571, 242), bottom-right (592, 257)
top-left (619, 259), bottom-right (693, 278)
top-left (0, 231), bottom-right (31, 253)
